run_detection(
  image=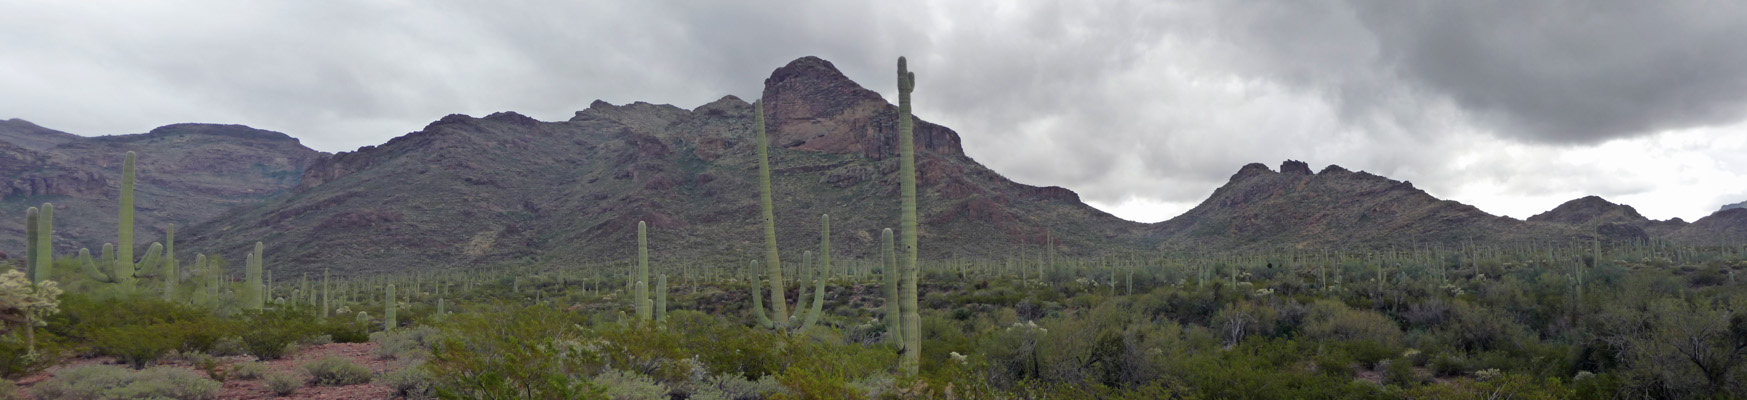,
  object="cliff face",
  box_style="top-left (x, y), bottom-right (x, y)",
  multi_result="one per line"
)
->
top-left (0, 121), bottom-right (326, 256)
